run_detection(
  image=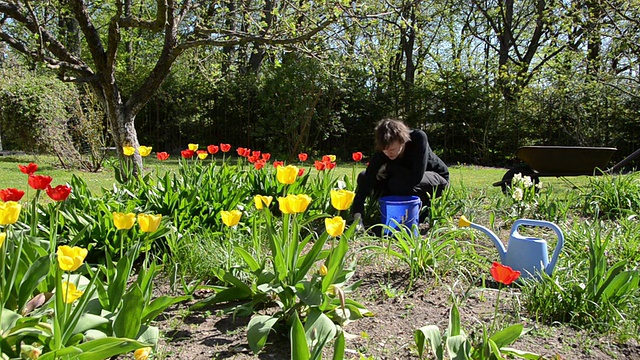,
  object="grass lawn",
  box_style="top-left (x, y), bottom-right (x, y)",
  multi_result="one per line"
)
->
top-left (1, 154), bottom-right (591, 198)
